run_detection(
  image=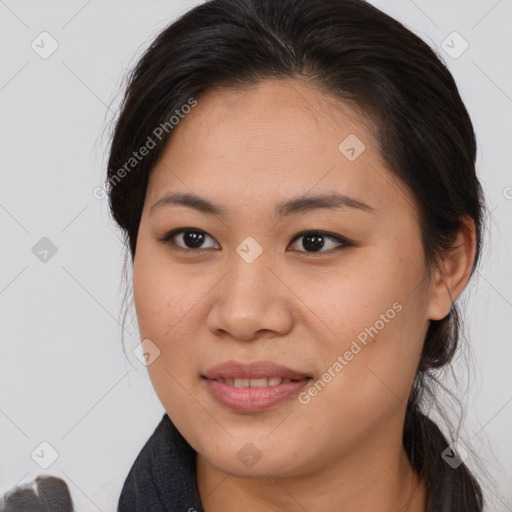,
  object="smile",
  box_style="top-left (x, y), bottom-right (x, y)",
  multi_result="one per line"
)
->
top-left (213, 377), bottom-right (296, 387)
